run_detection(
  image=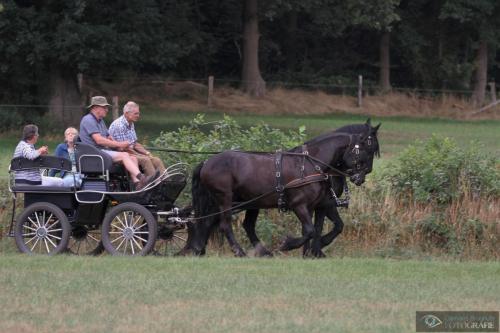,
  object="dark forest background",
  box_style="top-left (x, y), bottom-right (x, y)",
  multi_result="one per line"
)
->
top-left (1, 0), bottom-right (499, 125)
